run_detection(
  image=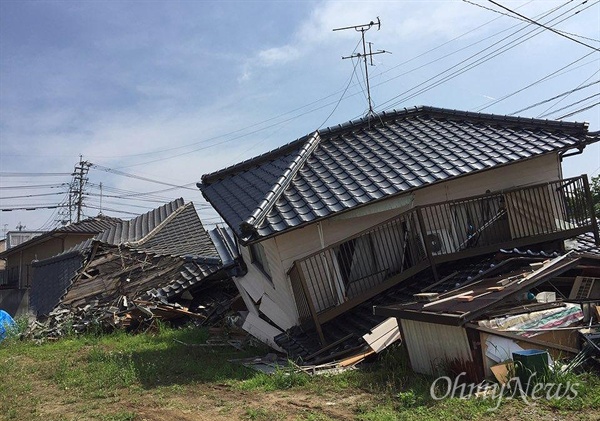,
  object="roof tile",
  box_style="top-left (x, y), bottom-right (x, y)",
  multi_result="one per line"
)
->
top-left (200, 106), bottom-right (594, 242)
